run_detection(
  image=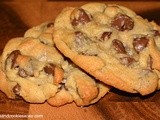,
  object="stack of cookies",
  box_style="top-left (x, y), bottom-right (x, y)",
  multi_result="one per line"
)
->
top-left (0, 3), bottom-right (160, 107)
